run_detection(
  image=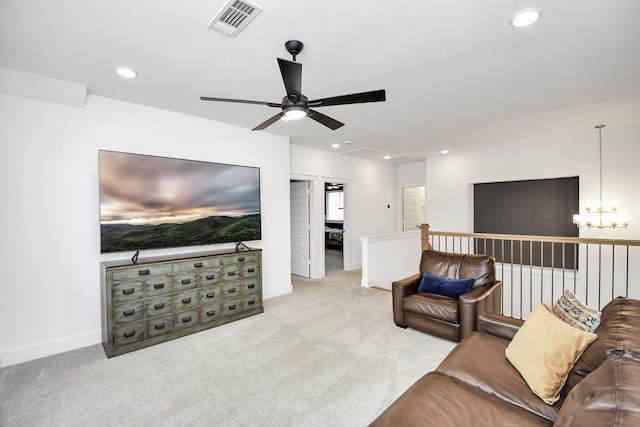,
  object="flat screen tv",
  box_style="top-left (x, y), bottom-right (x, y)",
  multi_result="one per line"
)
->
top-left (99, 150), bottom-right (261, 254)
